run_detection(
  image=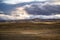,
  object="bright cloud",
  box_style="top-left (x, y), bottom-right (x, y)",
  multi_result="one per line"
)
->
top-left (53, 0), bottom-right (60, 5)
top-left (53, 0), bottom-right (60, 2)
top-left (35, 0), bottom-right (46, 1)
top-left (0, 14), bottom-right (16, 20)
top-left (2, 0), bottom-right (33, 4)
top-left (1, 0), bottom-right (53, 4)
top-left (0, 14), bottom-right (60, 20)
top-left (2, 0), bottom-right (60, 4)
